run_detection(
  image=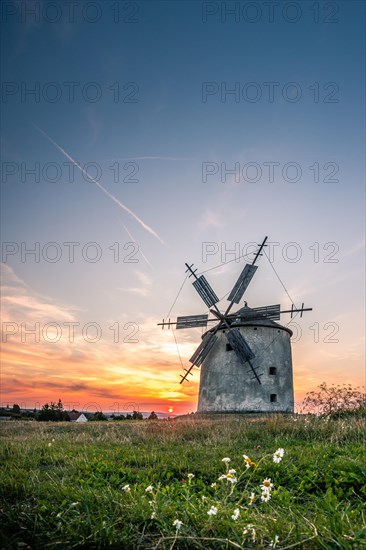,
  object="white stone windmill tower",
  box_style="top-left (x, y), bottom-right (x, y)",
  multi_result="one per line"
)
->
top-left (159, 237), bottom-right (312, 414)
